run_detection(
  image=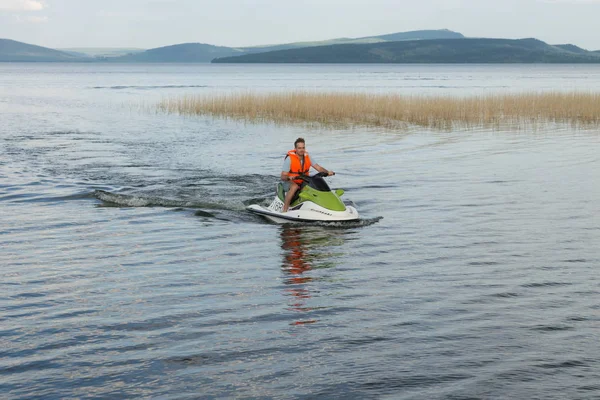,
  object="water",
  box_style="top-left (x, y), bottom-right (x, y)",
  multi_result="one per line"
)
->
top-left (1, 63), bottom-right (600, 399)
